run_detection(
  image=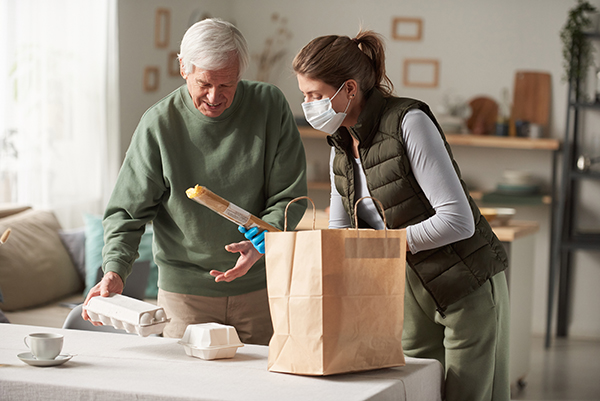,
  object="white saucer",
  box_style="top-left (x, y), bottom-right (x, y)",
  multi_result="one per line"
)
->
top-left (17, 352), bottom-right (73, 367)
